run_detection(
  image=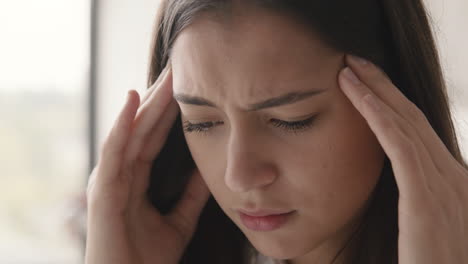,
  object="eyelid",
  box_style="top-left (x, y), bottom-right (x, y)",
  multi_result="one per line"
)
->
top-left (260, 110), bottom-right (318, 124)
top-left (274, 114), bottom-right (317, 123)
top-left (271, 113), bottom-right (316, 122)
top-left (182, 120), bottom-right (224, 133)
top-left (182, 113), bottom-right (319, 134)
top-left (269, 114), bottom-right (318, 133)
